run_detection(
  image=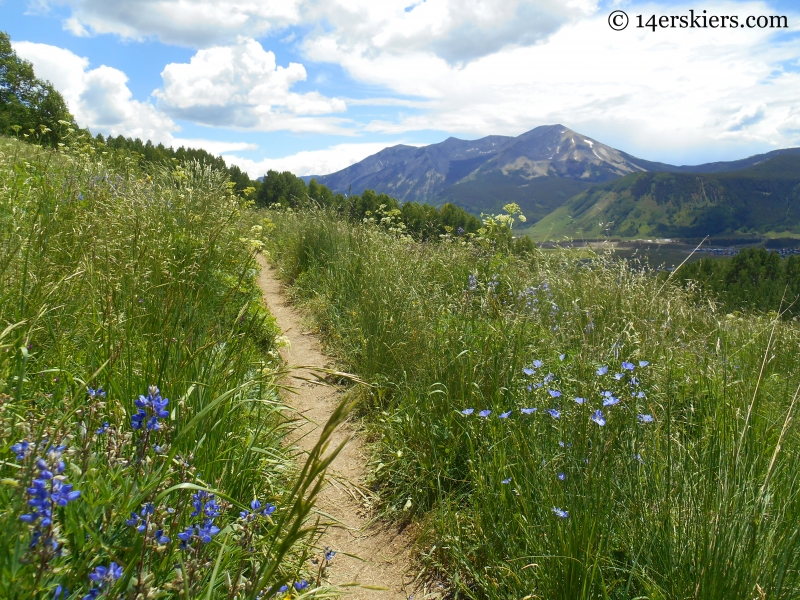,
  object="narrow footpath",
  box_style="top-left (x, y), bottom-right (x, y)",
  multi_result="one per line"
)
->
top-left (256, 256), bottom-right (415, 599)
